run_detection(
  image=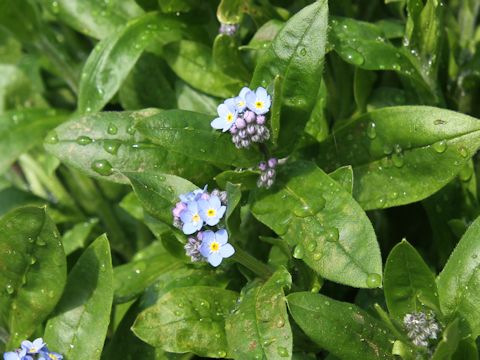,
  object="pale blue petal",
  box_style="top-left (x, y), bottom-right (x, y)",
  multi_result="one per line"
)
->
top-left (245, 91), bottom-right (256, 110)
top-left (239, 87), bottom-right (251, 99)
top-left (199, 242), bottom-right (210, 257)
top-left (222, 121), bottom-right (234, 132)
top-left (208, 253), bottom-right (223, 267)
top-left (197, 199), bottom-right (210, 212)
top-left (224, 98), bottom-right (236, 109)
top-left (180, 210), bottom-right (192, 223)
top-left (187, 201), bottom-right (198, 213)
top-left (182, 222), bottom-right (198, 235)
top-left (211, 117), bottom-right (225, 129)
top-left (4, 352), bottom-right (20, 360)
top-left (217, 206), bottom-right (226, 219)
top-left (202, 230), bottom-right (215, 243)
top-left (217, 103), bottom-right (230, 118)
top-left (210, 195), bottom-right (221, 209)
top-left (216, 229), bottom-right (228, 244)
top-left (220, 243), bottom-right (235, 258)
top-left (256, 87), bottom-right (268, 100)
